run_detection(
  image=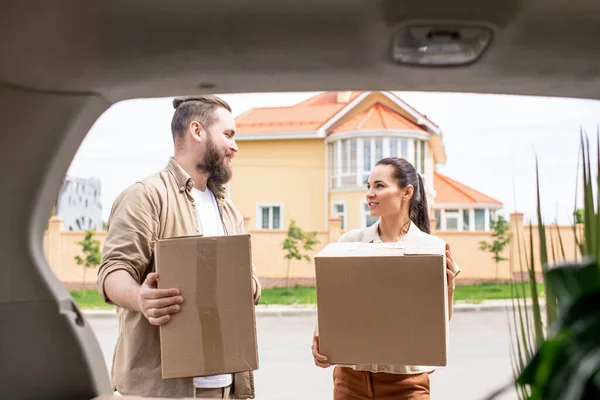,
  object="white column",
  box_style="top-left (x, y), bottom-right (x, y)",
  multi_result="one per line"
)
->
top-left (458, 209), bottom-right (464, 232)
top-left (440, 209), bottom-right (446, 231)
top-left (422, 141), bottom-right (428, 177)
top-left (324, 143), bottom-right (329, 228)
top-left (484, 209), bottom-right (490, 231)
top-left (470, 209), bottom-right (475, 232)
top-left (335, 140), bottom-right (342, 188)
top-left (406, 139), bottom-right (414, 165)
top-left (357, 138), bottom-right (364, 186)
top-left (383, 137), bottom-right (390, 158)
top-left (415, 140), bottom-right (421, 172)
top-left (370, 138), bottom-right (375, 169)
